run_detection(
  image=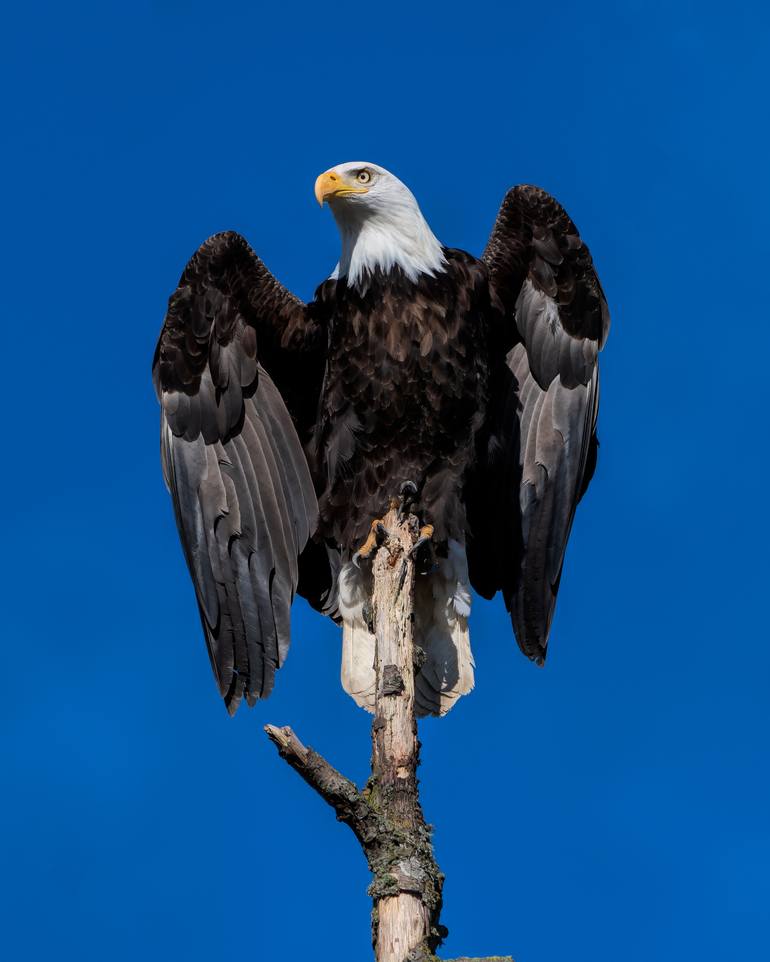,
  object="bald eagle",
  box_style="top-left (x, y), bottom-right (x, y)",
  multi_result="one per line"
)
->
top-left (153, 162), bottom-right (610, 716)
